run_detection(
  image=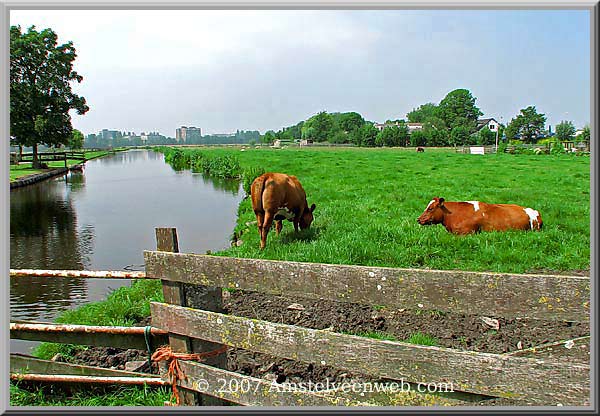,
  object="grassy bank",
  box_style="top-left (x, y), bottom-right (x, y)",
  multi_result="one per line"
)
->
top-left (164, 146), bottom-right (589, 274)
top-left (10, 149), bottom-right (118, 181)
